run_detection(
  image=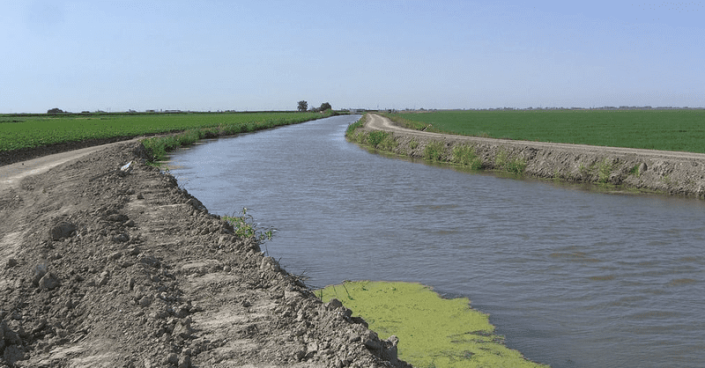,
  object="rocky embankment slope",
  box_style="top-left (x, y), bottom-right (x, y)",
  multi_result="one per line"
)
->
top-left (360, 114), bottom-right (705, 198)
top-left (0, 141), bottom-right (410, 368)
